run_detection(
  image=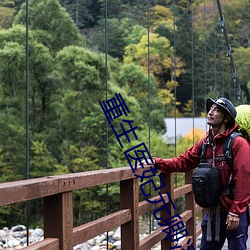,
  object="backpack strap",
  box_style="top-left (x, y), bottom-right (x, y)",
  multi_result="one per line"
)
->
top-left (223, 132), bottom-right (242, 200)
top-left (200, 142), bottom-right (208, 163)
top-left (223, 131), bottom-right (242, 169)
